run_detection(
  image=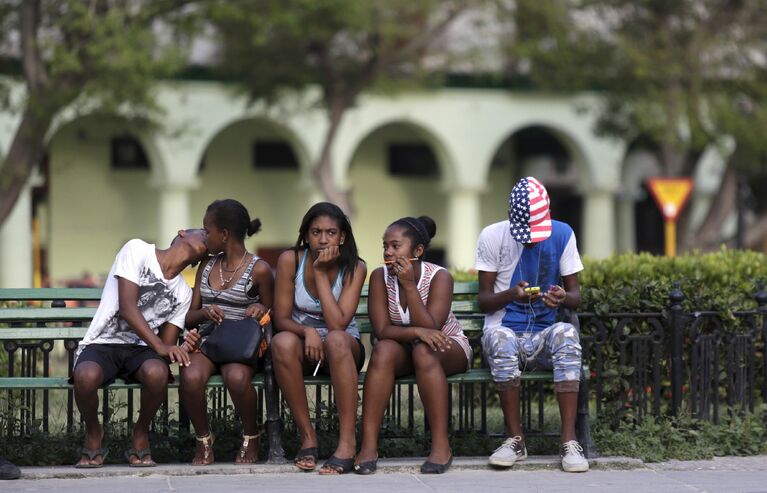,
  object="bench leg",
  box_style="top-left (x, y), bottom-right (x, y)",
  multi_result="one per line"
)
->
top-left (576, 367), bottom-right (599, 458)
top-left (263, 350), bottom-right (287, 464)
